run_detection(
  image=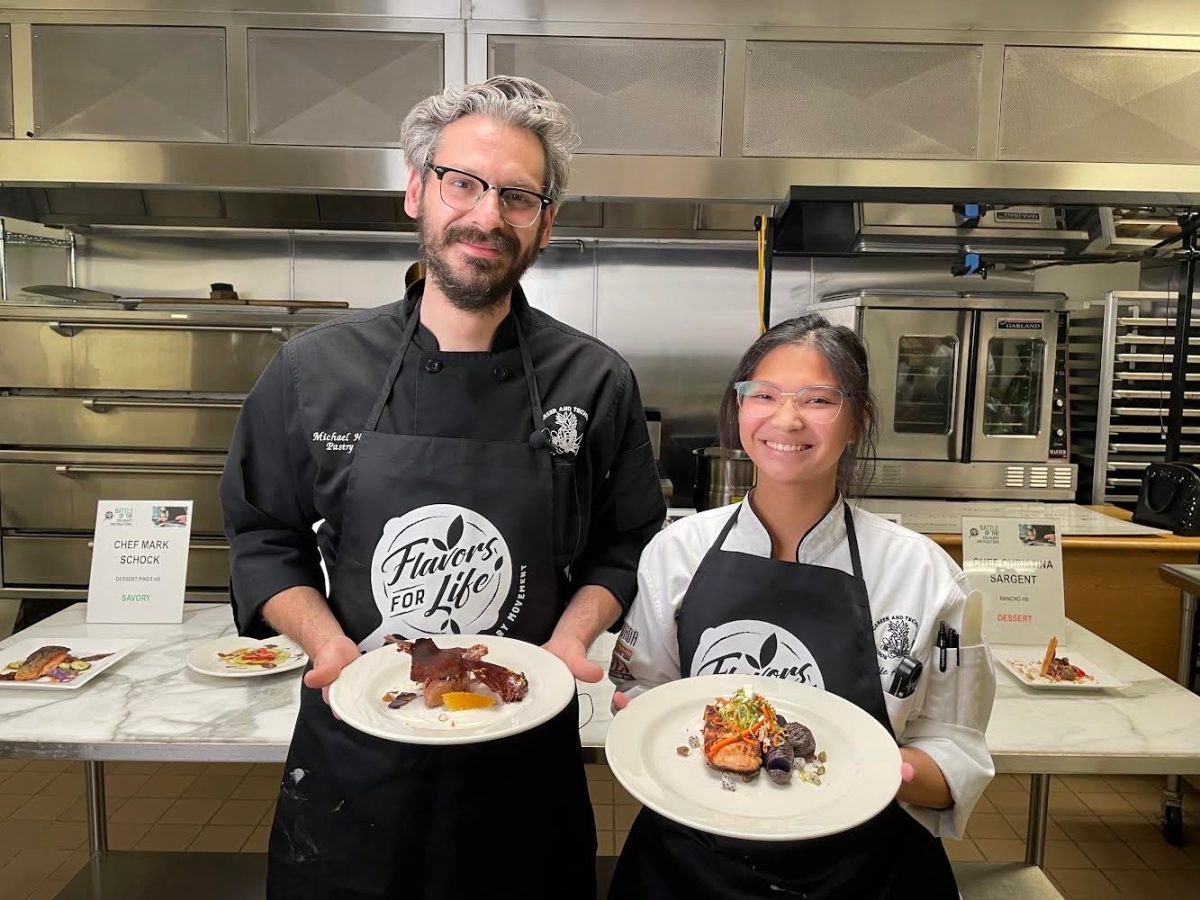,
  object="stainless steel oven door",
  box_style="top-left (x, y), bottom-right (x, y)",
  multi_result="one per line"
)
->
top-left (970, 311), bottom-right (1058, 462)
top-left (863, 308), bottom-right (970, 461)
